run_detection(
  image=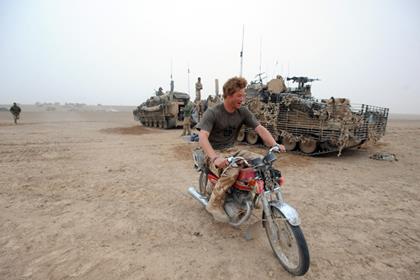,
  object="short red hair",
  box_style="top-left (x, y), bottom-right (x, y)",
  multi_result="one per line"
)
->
top-left (223, 77), bottom-right (247, 98)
